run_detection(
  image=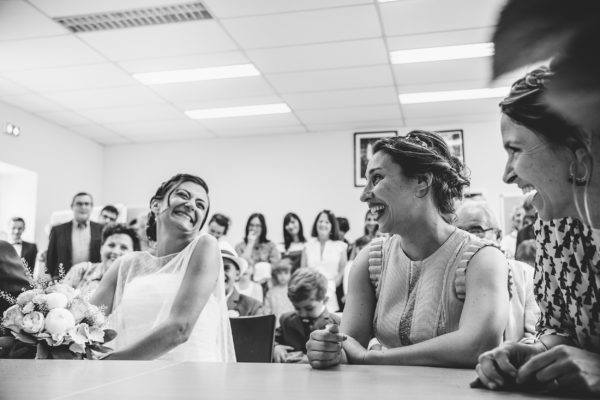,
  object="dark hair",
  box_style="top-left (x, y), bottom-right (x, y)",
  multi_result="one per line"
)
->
top-left (271, 258), bottom-right (293, 280)
top-left (283, 212), bottom-right (306, 250)
top-left (244, 213), bottom-right (268, 244)
top-left (100, 205), bottom-right (119, 218)
top-left (500, 66), bottom-right (589, 153)
top-left (363, 210), bottom-right (379, 236)
top-left (209, 213), bottom-right (230, 234)
top-left (101, 223), bottom-right (141, 251)
top-left (287, 267), bottom-right (328, 303)
top-left (71, 192), bottom-right (93, 207)
top-left (515, 239), bottom-right (536, 267)
top-left (311, 209), bottom-right (341, 241)
top-left (372, 130), bottom-right (470, 218)
top-left (336, 217), bottom-right (349, 234)
top-left (10, 217), bottom-right (25, 226)
top-left (146, 174), bottom-right (210, 241)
